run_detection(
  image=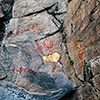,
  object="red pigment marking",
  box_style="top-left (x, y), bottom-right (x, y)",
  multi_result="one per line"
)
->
top-left (43, 38), bottom-right (55, 50)
top-left (24, 68), bottom-right (27, 72)
top-left (16, 29), bottom-right (20, 35)
top-left (78, 50), bottom-right (85, 66)
top-left (16, 23), bottom-right (41, 35)
top-left (28, 69), bottom-right (32, 73)
top-left (13, 67), bottom-right (37, 75)
top-left (76, 42), bottom-right (85, 67)
top-left (35, 41), bottom-right (42, 52)
top-left (13, 67), bottom-right (18, 72)
top-left (34, 66), bottom-right (38, 71)
top-left (30, 23), bottom-right (41, 35)
top-left (5, 32), bottom-right (9, 39)
top-left (16, 28), bottom-right (26, 35)
top-left (20, 28), bottom-right (24, 34)
top-left (19, 67), bottom-right (24, 74)
top-left (31, 24), bottom-right (40, 30)
top-left (25, 27), bottom-right (30, 32)
top-left (24, 69), bottom-right (28, 75)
